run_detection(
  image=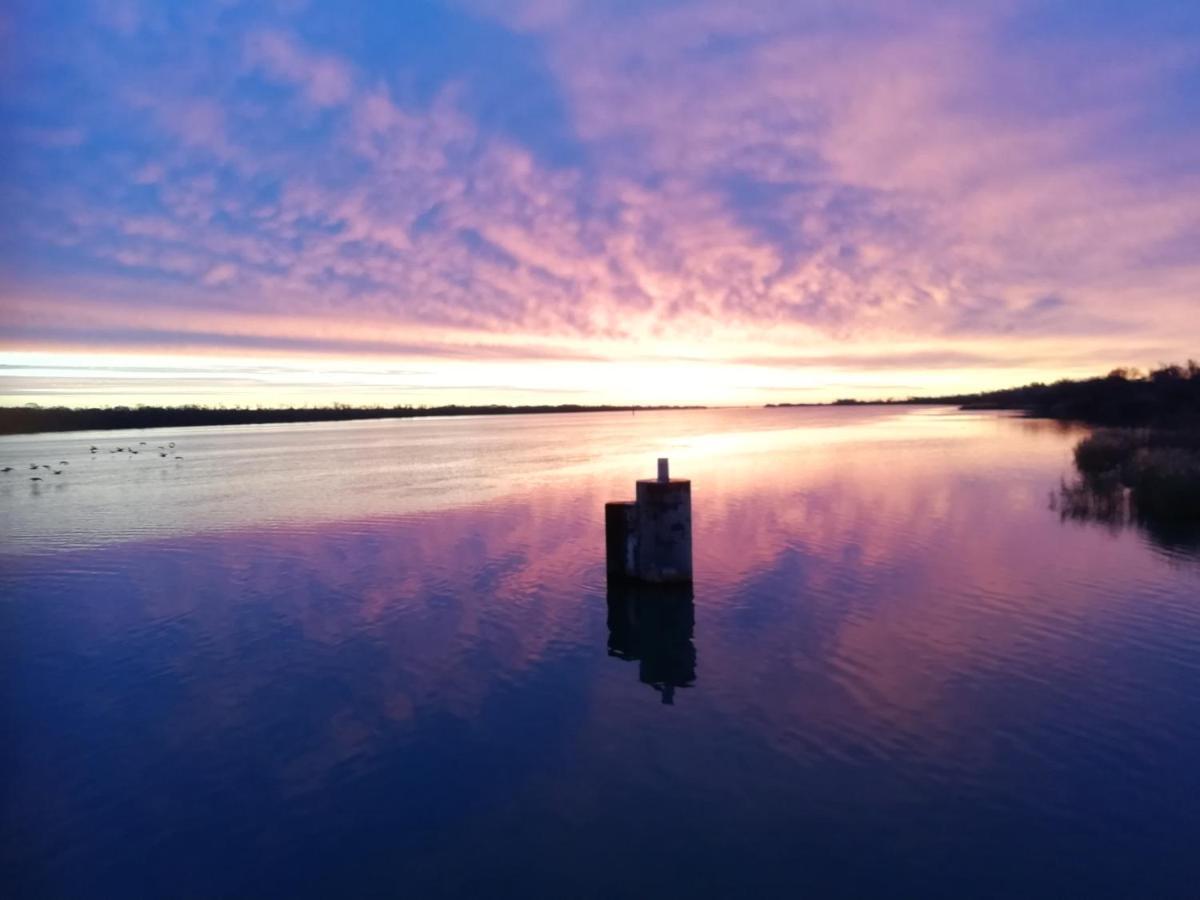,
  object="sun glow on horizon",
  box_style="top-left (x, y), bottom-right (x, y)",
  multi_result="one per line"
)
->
top-left (0, 347), bottom-right (1159, 409)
